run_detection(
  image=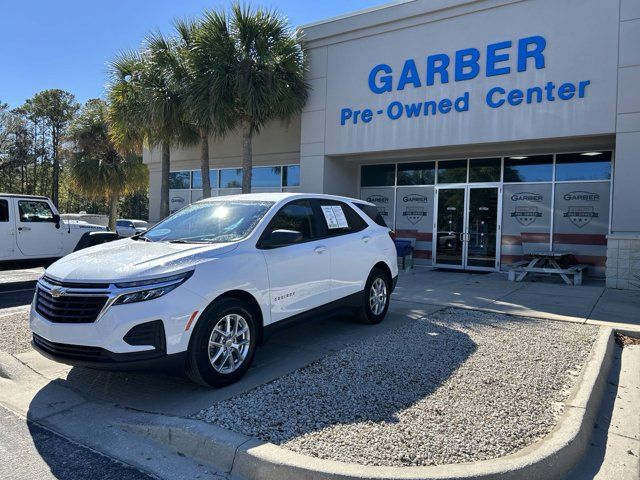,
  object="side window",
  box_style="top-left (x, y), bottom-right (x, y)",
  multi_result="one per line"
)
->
top-left (116, 220), bottom-right (125, 227)
top-left (355, 202), bottom-right (388, 228)
top-left (267, 200), bottom-right (316, 241)
top-left (318, 201), bottom-right (368, 236)
top-left (0, 200), bottom-right (9, 222)
top-left (18, 201), bottom-right (55, 223)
